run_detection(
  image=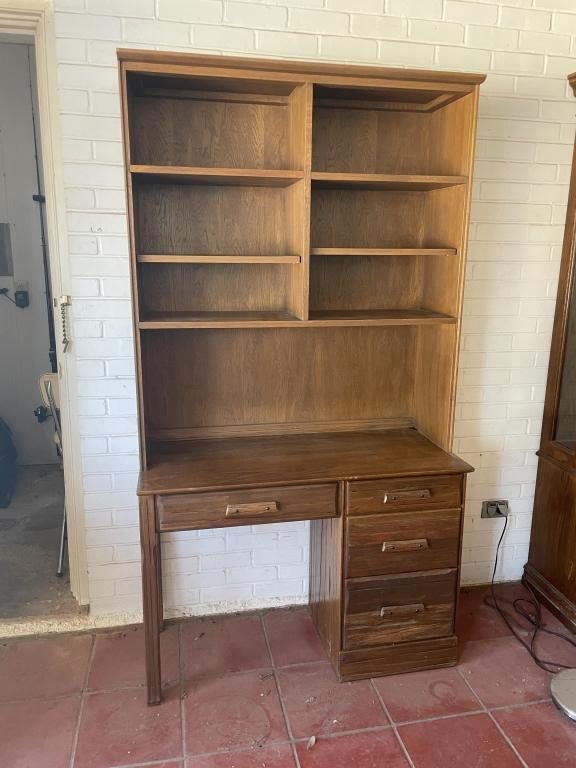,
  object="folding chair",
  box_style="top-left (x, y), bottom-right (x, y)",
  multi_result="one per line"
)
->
top-left (37, 373), bottom-right (66, 576)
